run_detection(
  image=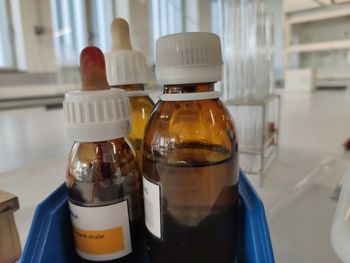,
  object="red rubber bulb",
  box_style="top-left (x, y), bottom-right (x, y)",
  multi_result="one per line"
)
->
top-left (80, 46), bottom-right (109, 91)
top-left (344, 137), bottom-right (350, 151)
